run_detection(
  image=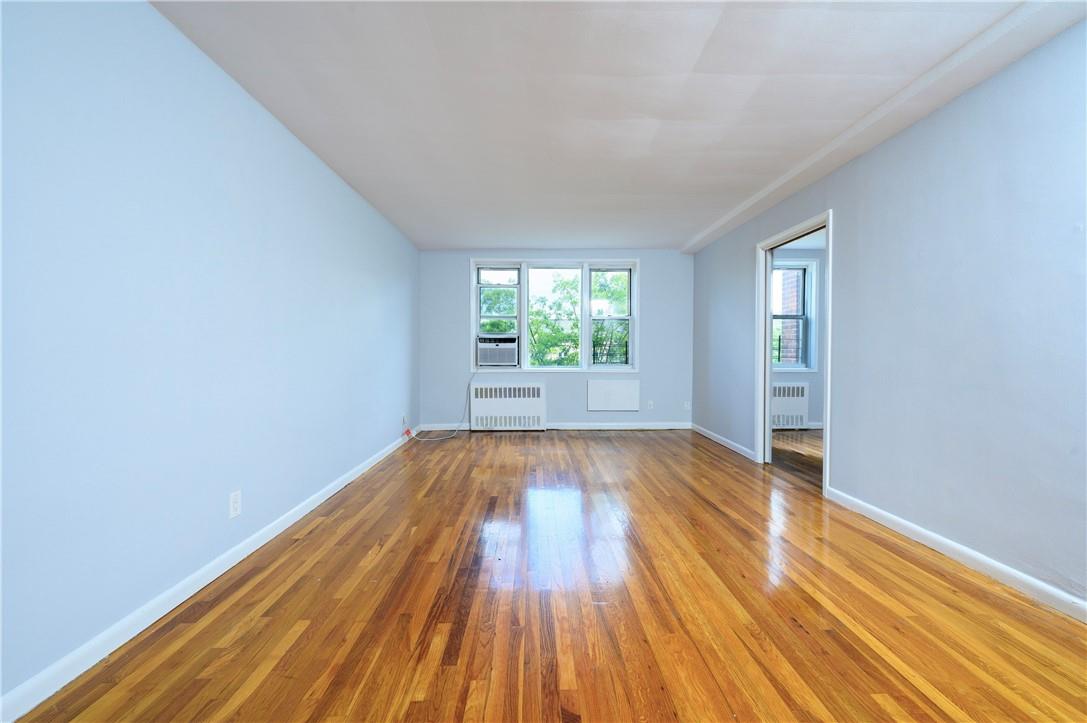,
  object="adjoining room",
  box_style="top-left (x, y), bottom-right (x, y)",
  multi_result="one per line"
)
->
top-left (3, 2), bottom-right (1086, 721)
top-left (767, 226), bottom-right (828, 489)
